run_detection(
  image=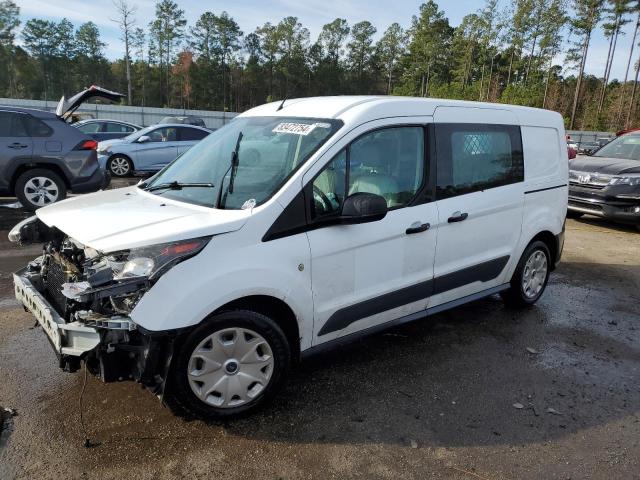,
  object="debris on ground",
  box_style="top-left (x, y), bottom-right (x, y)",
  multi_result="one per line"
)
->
top-left (410, 439), bottom-right (418, 449)
top-left (513, 403), bottom-right (525, 409)
top-left (526, 347), bottom-right (539, 354)
top-left (547, 407), bottom-right (563, 415)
